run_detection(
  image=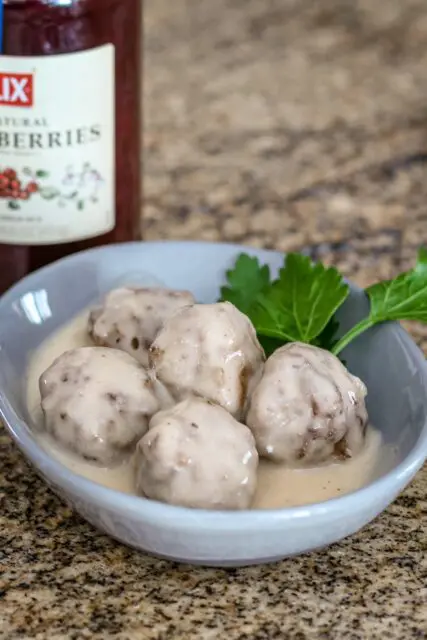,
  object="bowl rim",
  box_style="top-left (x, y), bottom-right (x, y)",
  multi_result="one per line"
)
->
top-left (1, 239), bottom-right (427, 532)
